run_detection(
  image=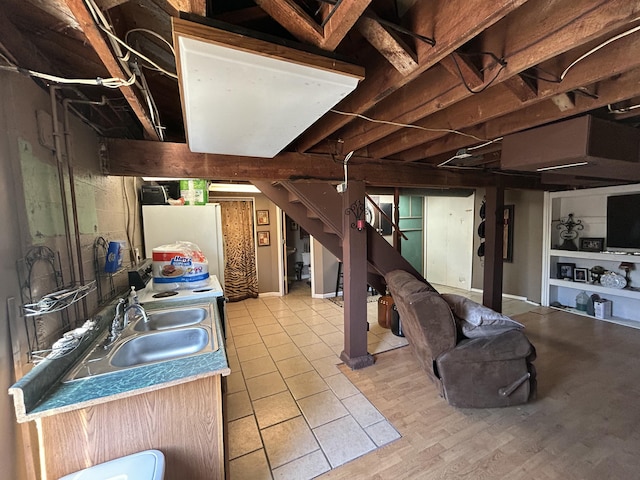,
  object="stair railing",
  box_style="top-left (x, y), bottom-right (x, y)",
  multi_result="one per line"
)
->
top-left (365, 194), bottom-right (408, 241)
